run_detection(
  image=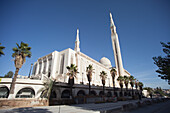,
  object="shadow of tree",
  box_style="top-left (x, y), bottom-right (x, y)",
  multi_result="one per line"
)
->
top-left (5, 107), bottom-right (52, 113)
